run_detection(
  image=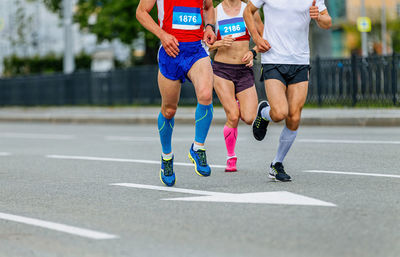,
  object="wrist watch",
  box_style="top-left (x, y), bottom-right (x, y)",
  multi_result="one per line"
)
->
top-left (250, 49), bottom-right (257, 60)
